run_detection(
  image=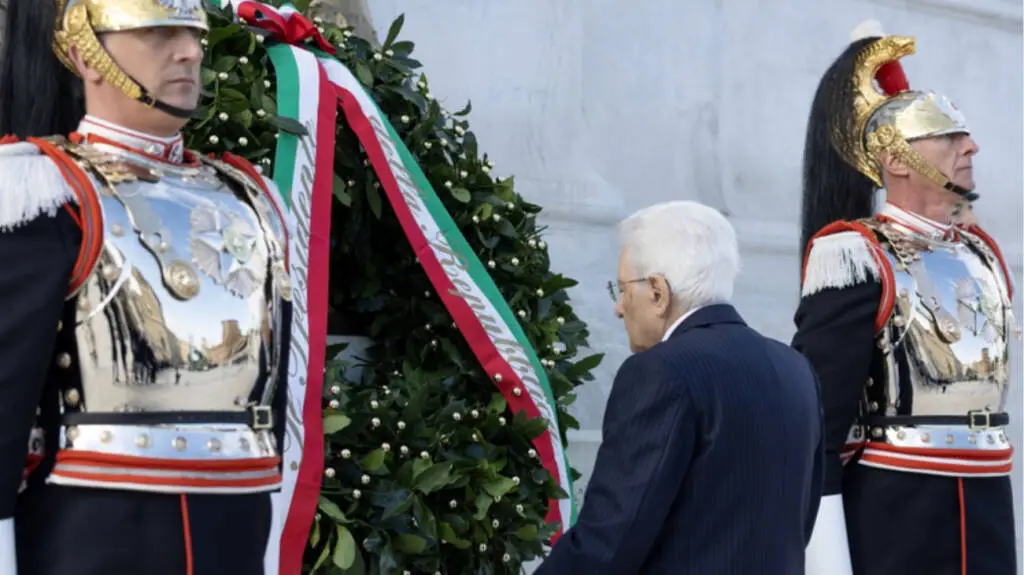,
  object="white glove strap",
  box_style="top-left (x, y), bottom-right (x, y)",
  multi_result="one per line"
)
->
top-left (806, 494), bottom-right (853, 575)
